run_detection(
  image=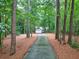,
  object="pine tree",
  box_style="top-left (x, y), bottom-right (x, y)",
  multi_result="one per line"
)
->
top-left (62, 0), bottom-right (67, 44)
top-left (0, 14), bottom-right (2, 46)
top-left (68, 0), bottom-right (74, 43)
top-left (10, 0), bottom-right (16, 55)
top-left (55, 0), bottom-right (60, 41)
